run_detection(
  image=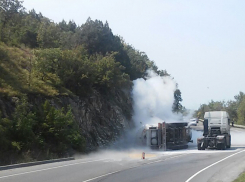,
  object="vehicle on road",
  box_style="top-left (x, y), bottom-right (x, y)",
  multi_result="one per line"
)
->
top-left (137, 122), bottom-right (192, 150)
top-left (188, 118), bottom-right (198, 126)
top-left (197, 111), bottom-right (231, 150)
